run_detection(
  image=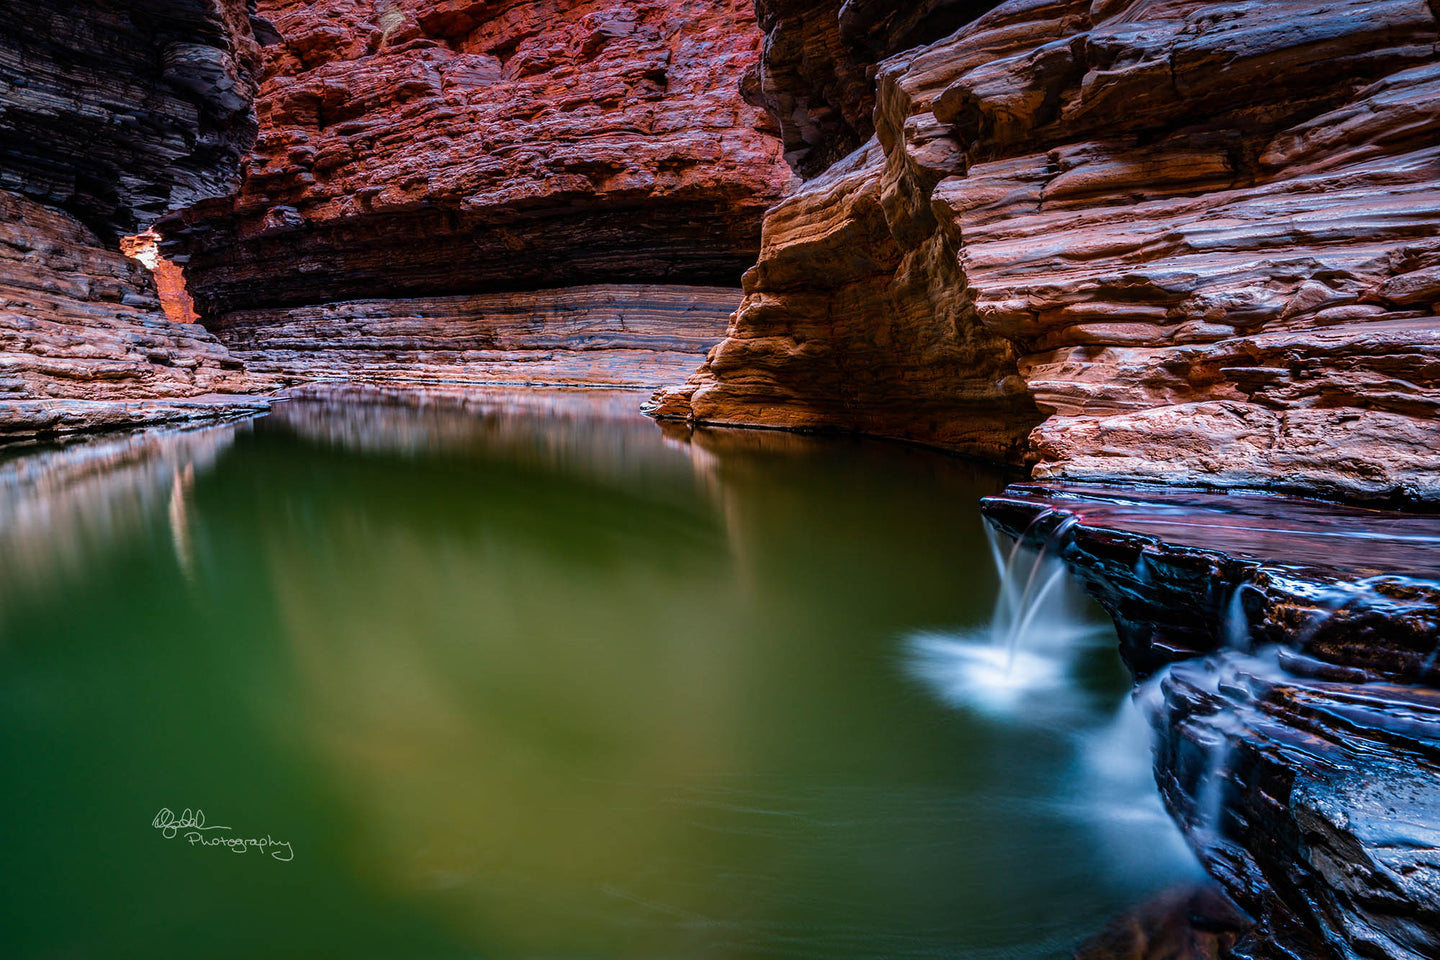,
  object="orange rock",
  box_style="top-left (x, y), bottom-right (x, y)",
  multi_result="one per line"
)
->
top-left (121, 231), bottom-right (201, 326)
